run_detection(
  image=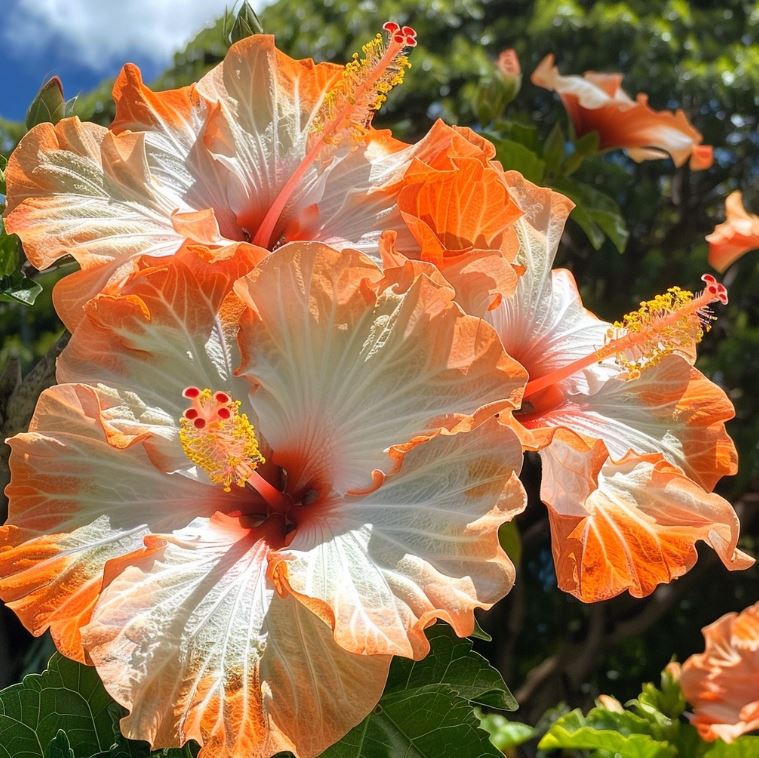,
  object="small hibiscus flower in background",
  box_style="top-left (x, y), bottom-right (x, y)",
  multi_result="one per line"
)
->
top-left (707, 191), bottom-right (759, 272)
top-left (532, 54), bottom-right (713, 170)
top-left (484, 171), bottom-right (751, 602)
top-left (1, 242), bottom-right (527, 756)
top-left (681, 602), bottom-right (759, 743)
